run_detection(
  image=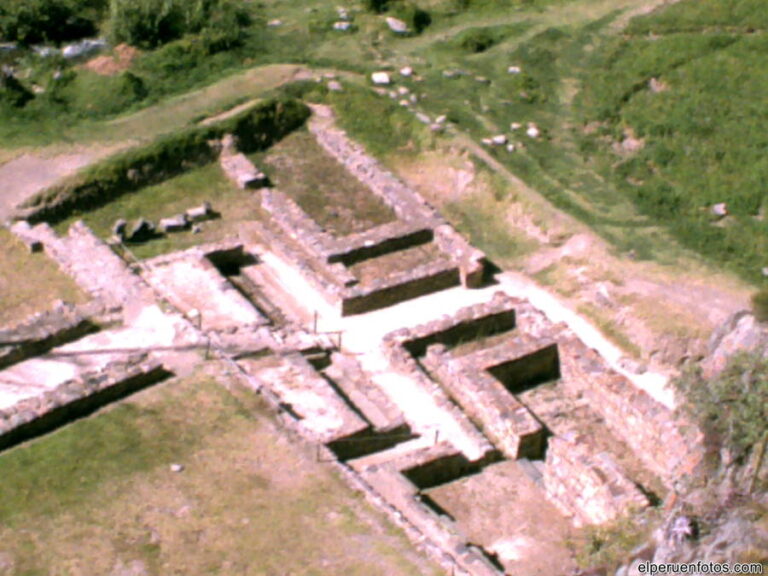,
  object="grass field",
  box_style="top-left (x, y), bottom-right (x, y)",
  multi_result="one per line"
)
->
top-left (256, 130), bottom-right (396, 236)
top-left (0, 370), bottom-right (438, 576)
top-left (53, 164), bottom-right (259, 260)
top-left (0, 229), bottom-right (86, 329)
